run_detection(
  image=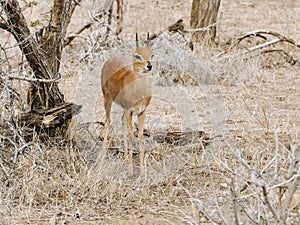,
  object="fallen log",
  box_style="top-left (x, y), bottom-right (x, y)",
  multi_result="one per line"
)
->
top-left (153, 130), bottom-right (210, 146)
